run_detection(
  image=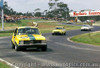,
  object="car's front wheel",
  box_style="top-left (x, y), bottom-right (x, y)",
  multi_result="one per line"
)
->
top-left (52, 33), bottom-right (54, 35)
top-left (89, 29), bottom-right (91, 31)
top-left (64, 33), bottom-right (66, 35)
top-left (11, 41), bottom-right (15, 49)
top-left (15, 45), bottom-right (20, 51)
